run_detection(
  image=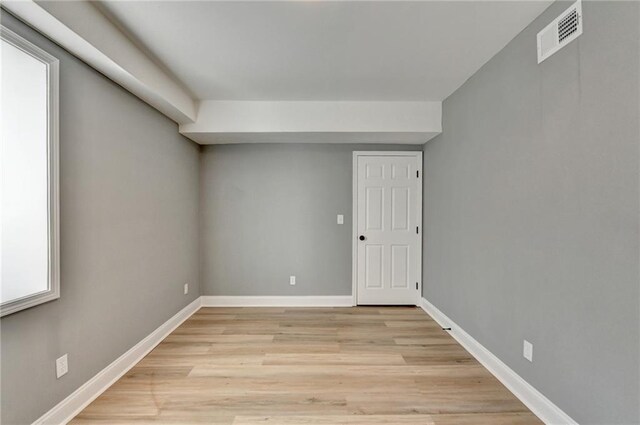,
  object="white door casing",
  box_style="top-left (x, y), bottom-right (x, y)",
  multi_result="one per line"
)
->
top-left (352, 152), bottom-right (422, 305)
